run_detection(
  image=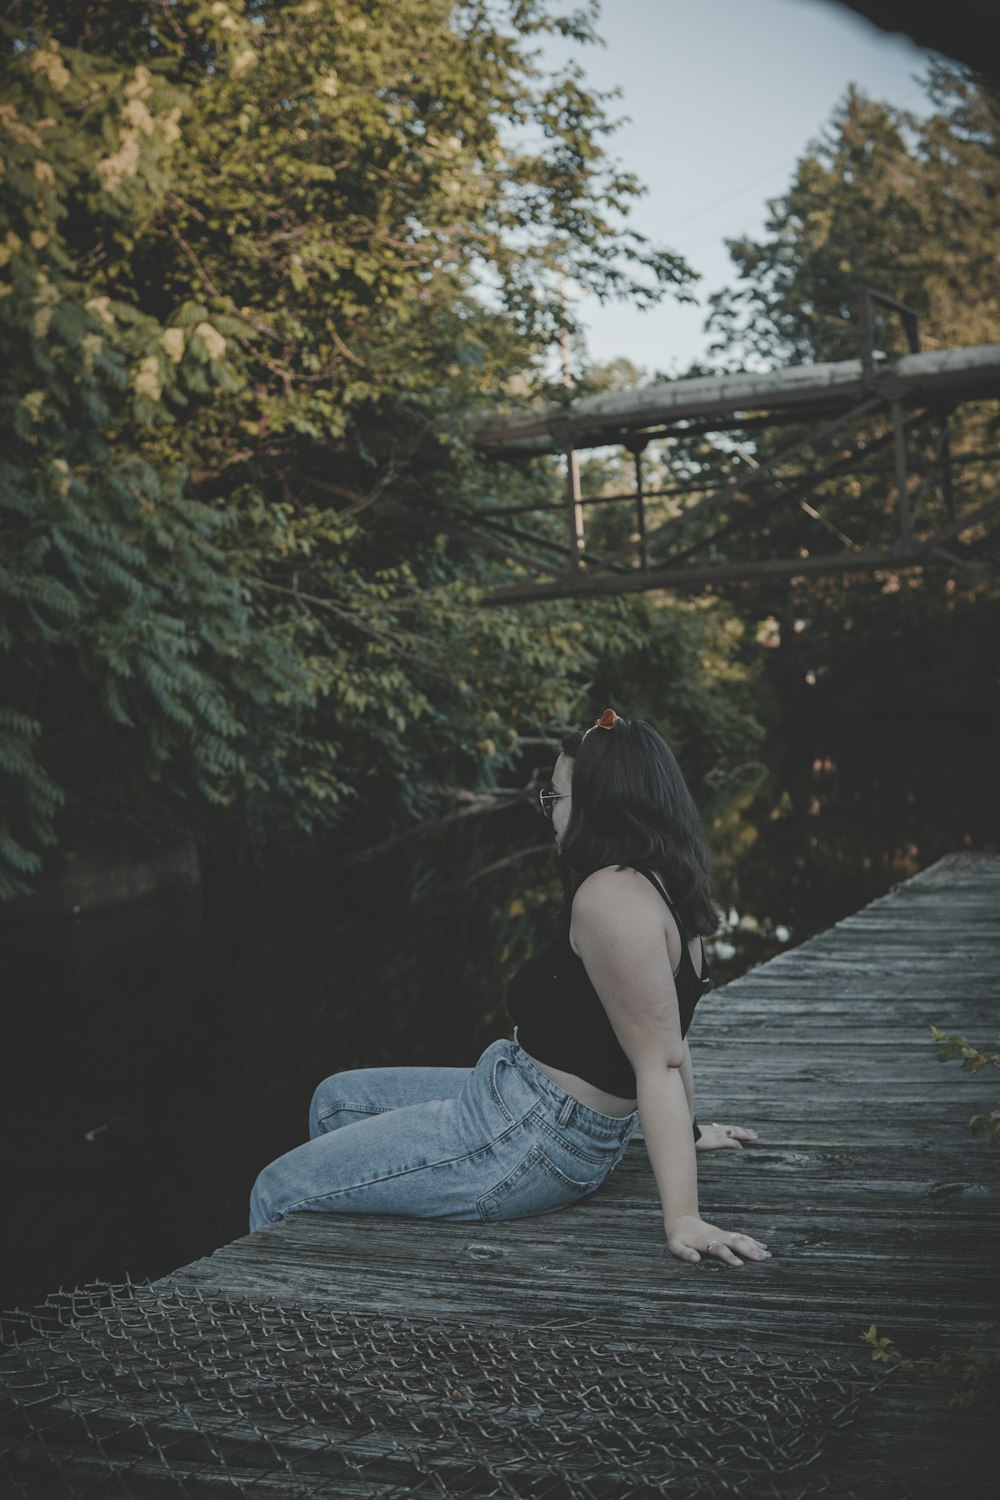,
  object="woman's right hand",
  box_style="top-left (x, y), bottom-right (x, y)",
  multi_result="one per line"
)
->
top-left (665, 1214), bottom-right (772, 1266)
